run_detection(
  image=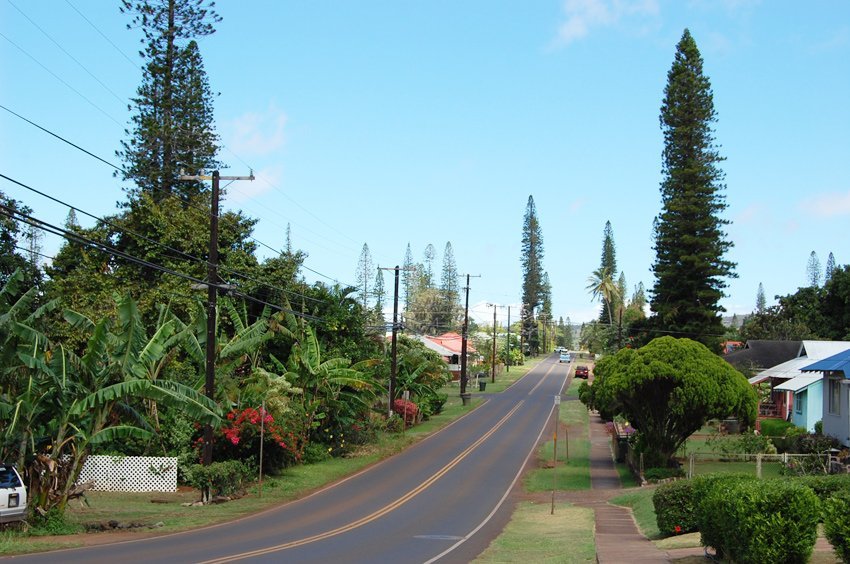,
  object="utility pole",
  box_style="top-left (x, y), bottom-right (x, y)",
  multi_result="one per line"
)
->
top-left (506, 306), bottom-right (511, 373)
top-left (492, 305), bottom-right (497, 383)
top-left (486, 303), bottom-right (506, 383)
top-left (180, 170), bottom-right (254, 466)
top-left (459, 274), bottom-right (480, 400)
top-left (381, 266), bottom-right (413, 417)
